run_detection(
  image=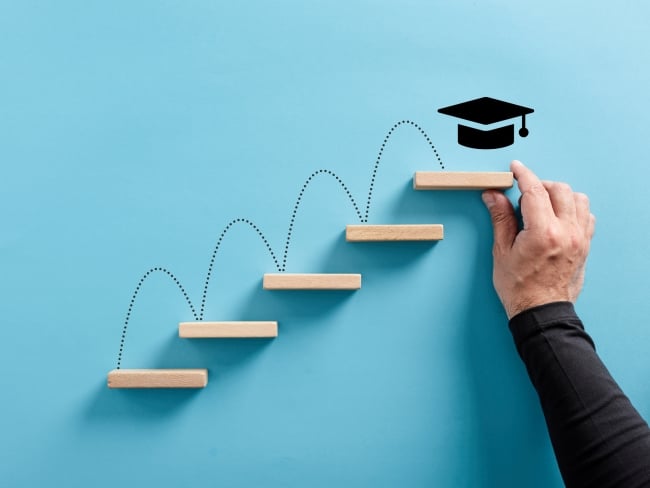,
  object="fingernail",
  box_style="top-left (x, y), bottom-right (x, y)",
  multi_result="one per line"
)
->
top-left (482, 192), bottom-right (495, 208)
